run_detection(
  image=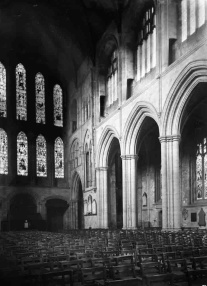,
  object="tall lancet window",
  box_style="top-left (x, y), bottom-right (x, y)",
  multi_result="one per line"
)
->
top-left (54, 137), bottom-right (64, 178)
top-left (0, 62), bottom-right (6, 118)
top-left (36, 73), bottom-right (45, 124)
top-left (36, 134), bottom-right (47, 177)
top-left (196, 138), bottom-right (207, 200)
top-left (0, 129), bottom-right (8, 174)
top-left (107, 50), bottom-right (118, 106)
top-left (16, 63), bottom-right (27, 121)
top-left (137, 5), bottom-right (156, 81)
top-left (17, 131), bottom-right (28, 176)
top-left (53, 84), bottom-right (63, 127)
